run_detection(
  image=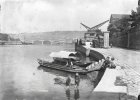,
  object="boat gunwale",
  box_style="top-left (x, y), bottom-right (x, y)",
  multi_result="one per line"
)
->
top-left (38, 60), bottom-right (101, 75)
